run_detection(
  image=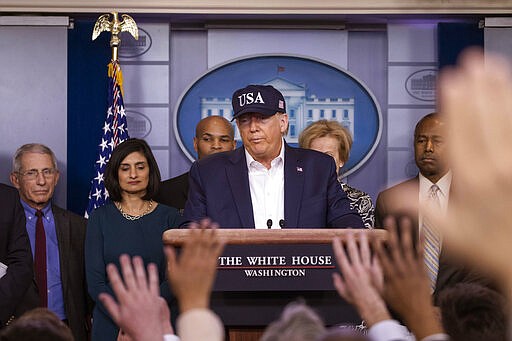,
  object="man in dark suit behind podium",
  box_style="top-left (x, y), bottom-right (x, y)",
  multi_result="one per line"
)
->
top-left (155, 116), bottom-right (236, 211)
top-left (184, 84), bottom-right (363, 229)
top-left (376, 113), bottom-right (486, 302)
top-left (0, 183), bottom-right (33, 327)
top-left (10, 144), bottom-right (90, 341)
